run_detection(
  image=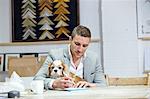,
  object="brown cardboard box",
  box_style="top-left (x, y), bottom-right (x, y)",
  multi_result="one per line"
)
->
top-left (8, 56), bottom-right (46, 77)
